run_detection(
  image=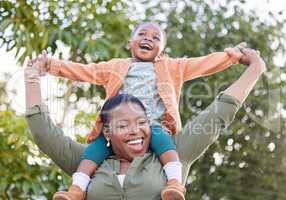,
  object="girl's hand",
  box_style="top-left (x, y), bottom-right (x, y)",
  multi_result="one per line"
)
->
top-left (240, 48), bottom-right (266, 73)
top-left (28, 50), bottom-right (49, 76)
top-left (224, 42), bottom-right (247, 61)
